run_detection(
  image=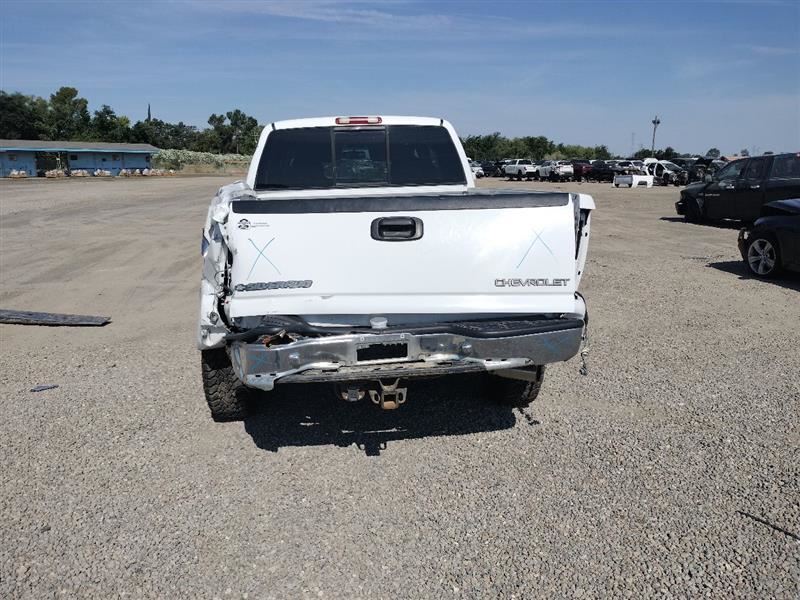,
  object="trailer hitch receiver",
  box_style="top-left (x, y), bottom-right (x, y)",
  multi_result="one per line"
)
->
top-left (368, 379), bottom-right (407, 410)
